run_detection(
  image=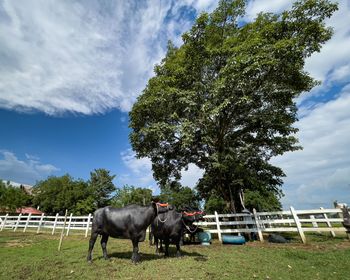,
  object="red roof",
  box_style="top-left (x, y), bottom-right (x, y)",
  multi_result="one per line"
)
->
top-left (16, 207), bottom-right (44, 215)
